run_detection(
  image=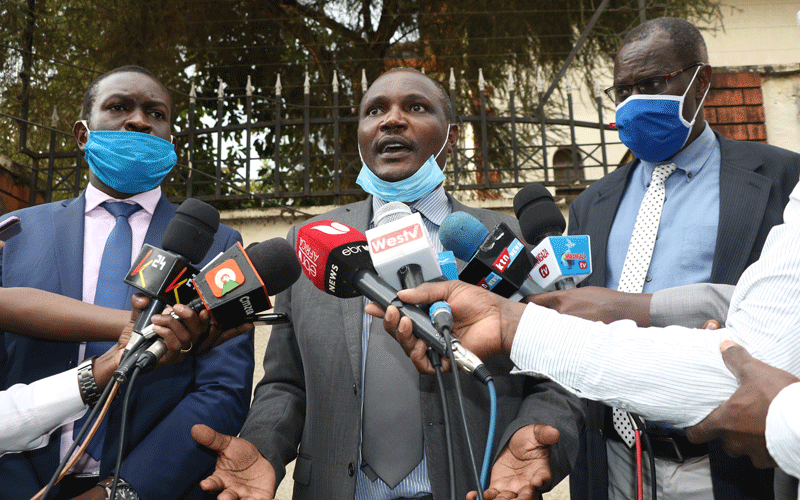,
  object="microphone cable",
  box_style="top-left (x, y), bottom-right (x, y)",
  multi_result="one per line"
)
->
top-left (110, 365), bottom-right (143, 500)
top-left (630, 414), bottom-right (657, 500)
top-left (431, 301), bottom-right (489, 500)
top-left (428, 348), bottom-right (457, 500)
top-left (482, 379), bottom-right (497, 490)
top-left (34, 377), bottom-right (121, 500)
